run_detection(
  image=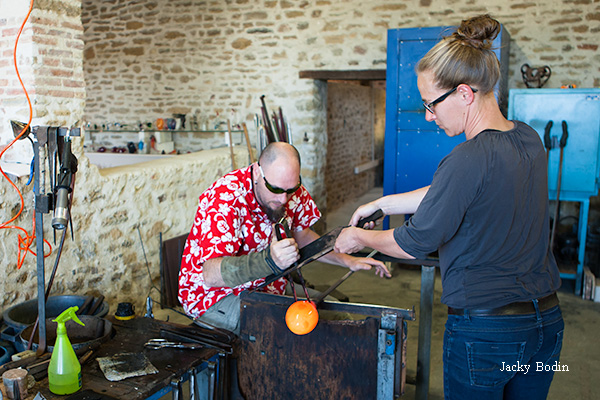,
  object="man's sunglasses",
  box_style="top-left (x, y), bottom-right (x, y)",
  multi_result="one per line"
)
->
top-left (258, 164), bottom-right (302, 195)
top-left (423, 85), bottom-right (478, 114)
